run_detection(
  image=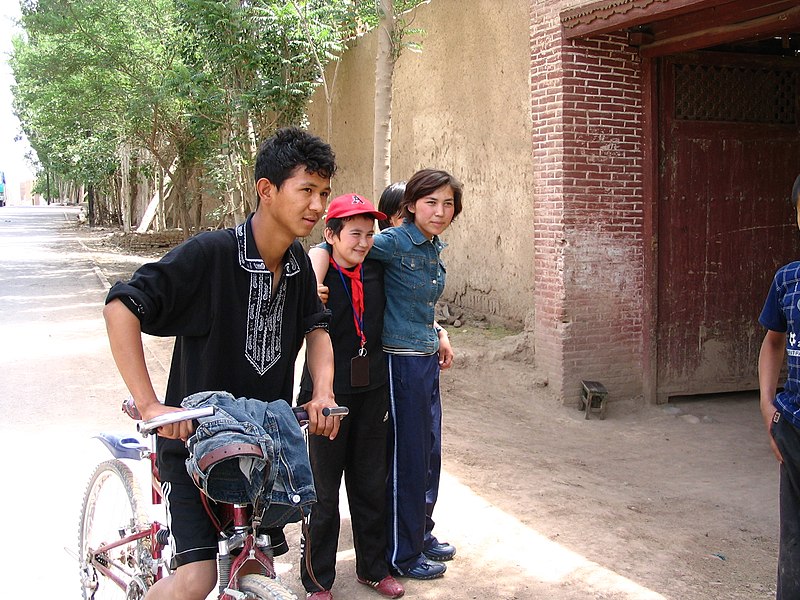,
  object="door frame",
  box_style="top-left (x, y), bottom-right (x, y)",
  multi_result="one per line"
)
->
top-left (644, 51), bottom-right (800, 403)
top-left (642, 55), bottom-right (660, 404)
